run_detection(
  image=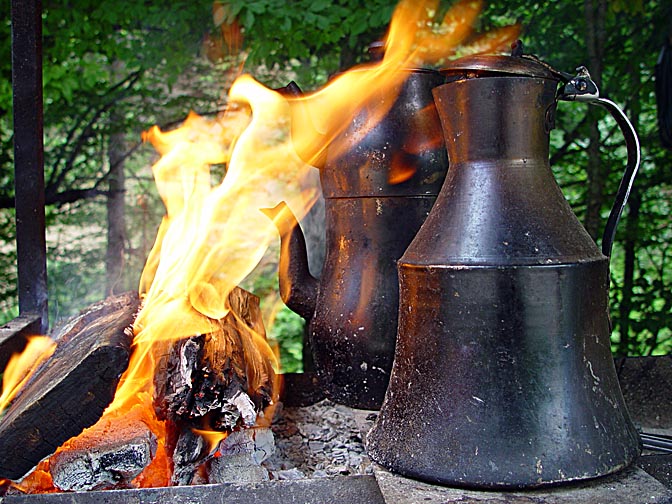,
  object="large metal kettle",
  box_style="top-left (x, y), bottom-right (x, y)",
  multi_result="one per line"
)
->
top-left (367, 54), bottom-right (641, 487)
top-left (267, 68), bottom-right (448, 409)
